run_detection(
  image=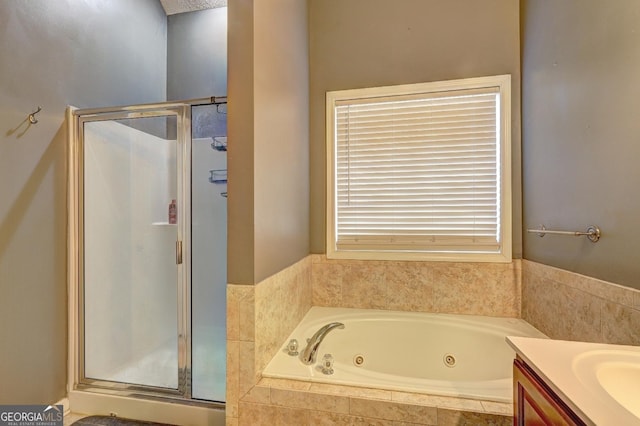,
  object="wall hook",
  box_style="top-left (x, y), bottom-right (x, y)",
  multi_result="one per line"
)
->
top-left (29, 106), bottom-right (42, 124)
